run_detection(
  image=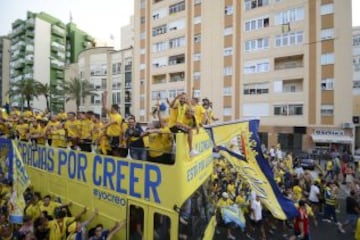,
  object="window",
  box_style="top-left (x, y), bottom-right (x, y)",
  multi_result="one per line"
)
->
top-left (129, 205), bottom-right (144, 240)
top-left (141, 17), bottom-right (145, 24)
top-left (194, 16), bottom-right (201, 24)
top-left (320, 53), bottom-right (335, 65)
top-left (224, 66), bottom-right (233, 76)
top-left (320, 28), bottom-right (334, 40)
top-left (193, 53), bottom-right (201, 61)
top-left (169, 36), bottom-right (185, 49)
top-left (245, 0), bottom-right (269, 11)
top-left (169, 1), bottom-right (185, 14)
top-left (274, 7), bottom-right (304, 25)
top-left (140, 31), bottom-right (146, 40)
top-left (152, 90), bottom-right (167, 100)
top-left (354, 55), bottom-right (360, 72)
top-left (168, 19), bottom-right (186, 32)
top-left (224, 27), bottom-right (233, 36)
top-left (152, 7), bottom-right (167, 21)
top-left (224, 47), bottom-right (233, 56)
top-left (152, 57), bottom-right (167, 68)
top-left (152, 25), bottom-right (167, 36)
top-left (245, 37), bottom-right (269, 52)
top-left (193, 89), bottom-right (201, 98)
top-left (140, 64), bottom-right (146, 70)
top-left (168, 54), bottom-right (185, 65)
top-left (223, 107), bottom-right (232, 116)
top-left (140, 0), bottom-right (145, 8)
top-left (321, 78), bottom-right (334, 90)
top-left (194, 34), bottom-right (201, 43)
top-left (195, 0), bottom-right (201, 4)
top-left (320, 4), bottom-right (334, 15)
top-left (320, 105), bottom-right (334, 116)
top-left (153, 42), bottom-right (168, 52)
top-left (168, 90), bottom-right (177, 99)
top-left (245, 16), bottom-right (270, 32)
top-left (193, 72), bottom-right (200, 80)
top-left (243, 82), bottom-right (269, 95)
top-left (170, 72), bottom-right (185, 82)
top-left (354, 35), bottom-right (360, 47)
top-left (275, 31), bottom-right (304, 47)
top-left (223, 87), bottom-right (232, 96)
top-left (225, 6), bottom-right (234, 15)
top-left (274, 104), bottom-right (303, 116)
top-left (353, 80), bottom-right (360, 89)
top-left (244, 59), bottom-right (270, 74)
